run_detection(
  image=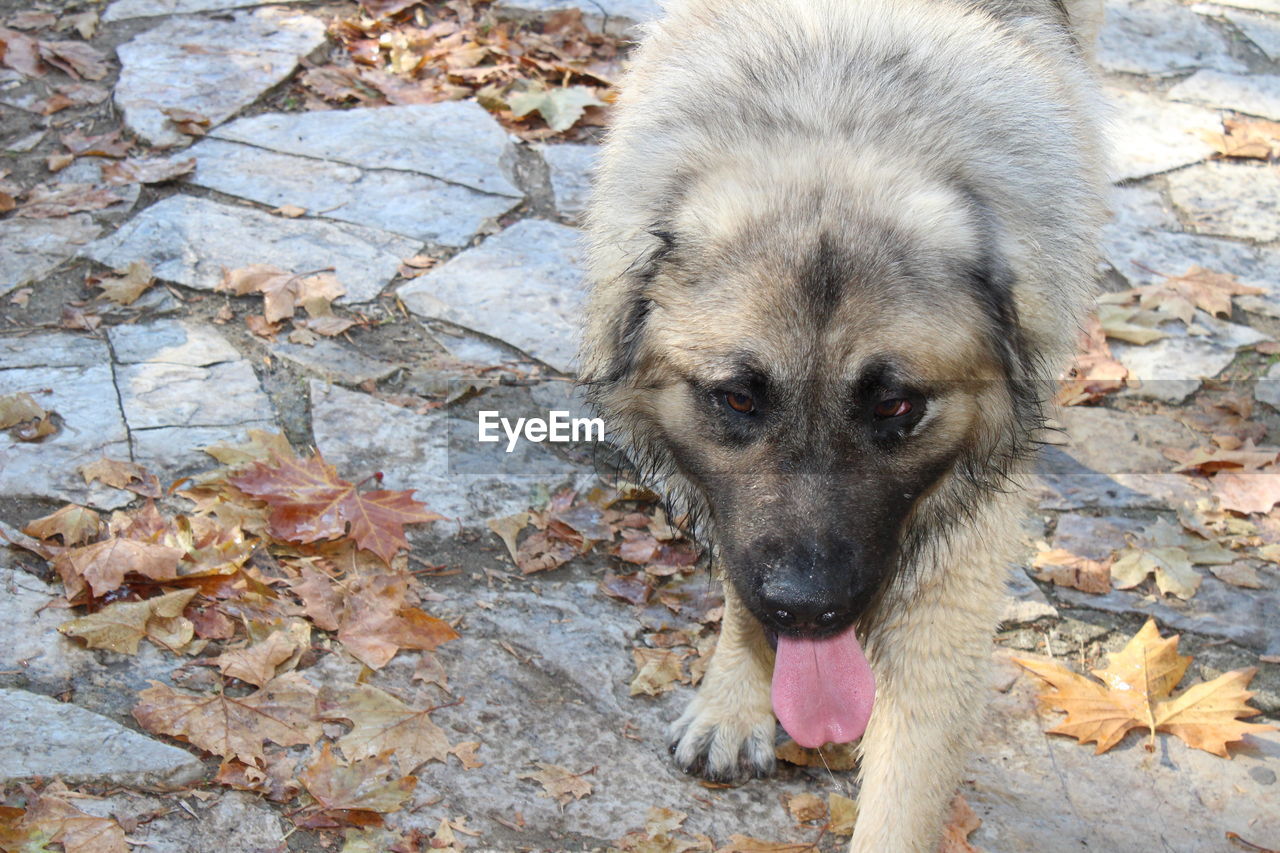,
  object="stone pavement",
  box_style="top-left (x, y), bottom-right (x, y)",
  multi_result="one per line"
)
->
top-left (0, 0), bottom-right (1278, 850)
